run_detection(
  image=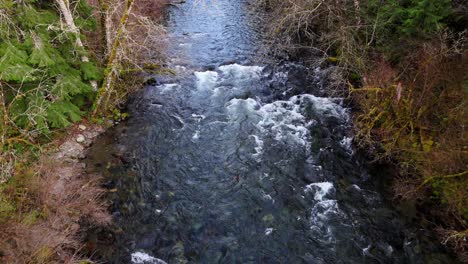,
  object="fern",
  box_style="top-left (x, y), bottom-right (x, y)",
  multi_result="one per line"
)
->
top-left (0, 0), bottom-right (102, 136)
top-left (81, 61), bottom-right (103, 81)
top-left (46, 101), bottom-right (83, 128)
top-left (52, 74), bottom-right (92, 100)
top-left (29, 45), bottom-right (55, 67)
top-left (0, 44), bottom-right (38, 81)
